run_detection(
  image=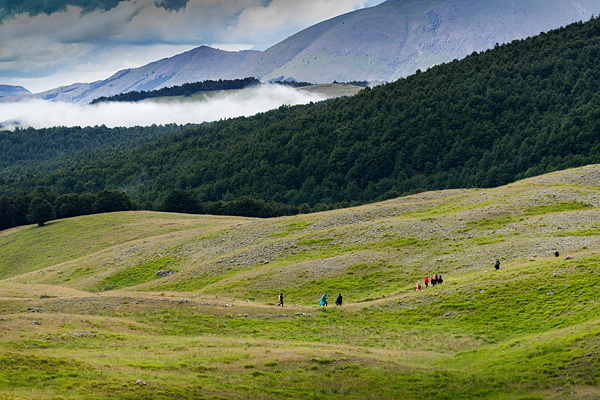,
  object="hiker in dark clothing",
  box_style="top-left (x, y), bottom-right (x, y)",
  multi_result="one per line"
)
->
top-left (554, 251), bottom-right (560, 257)
top-left (437, 274), bottom-right (443, 284)
top-left (335, 293), bottom-right (343, 306)
top-left (431, 274), bottom-right (437, 286)
top-left (278, 292), bottom-right (284, 307)
top-left (495, 259), bottom-right (500, 270)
